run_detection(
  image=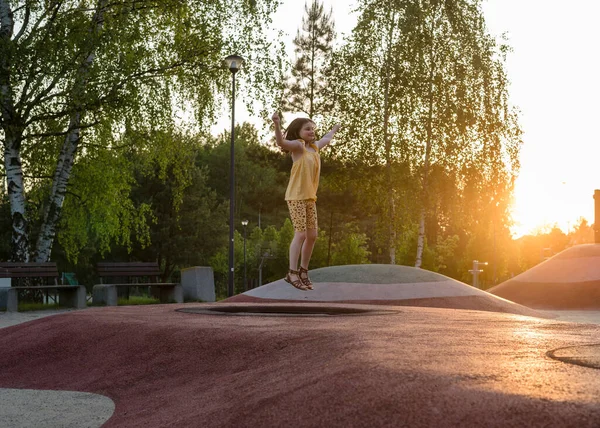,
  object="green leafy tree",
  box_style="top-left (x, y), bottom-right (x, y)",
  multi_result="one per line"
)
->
top-left (400, 1), bottom-right (522, 269)
top-left (330, 228), bottom-right (371, 266)
top-left (0, 0), bottom-right (282, 262)
top-left (56, 146), bottom-right (151, 264)
top-left (570, 217), bottom-right (594, 245)
top-left (130, 147), bottom-right (227, 280)
top-left (202, 122), bottom-right (289, 229)
top-left (330, 4), bottom-right (419, 264)
top-left (330, 0), bottom-right (521, 272)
